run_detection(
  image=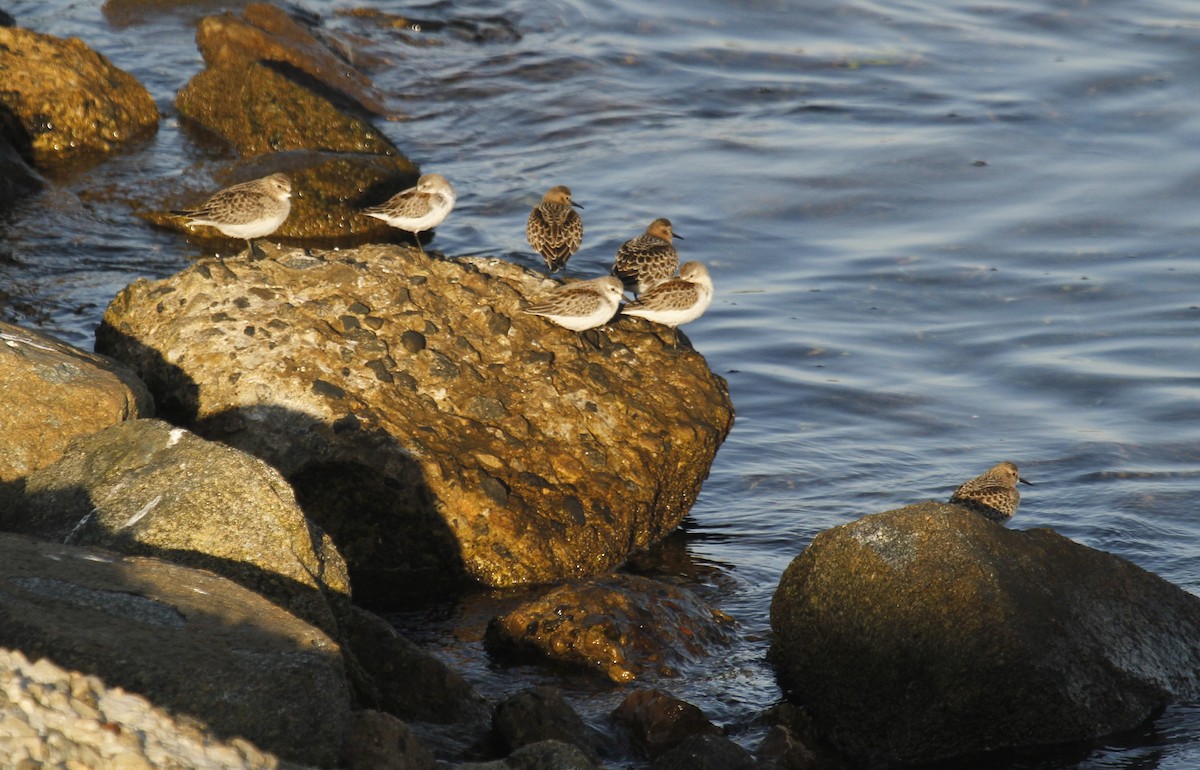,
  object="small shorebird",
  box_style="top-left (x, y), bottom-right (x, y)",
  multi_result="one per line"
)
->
top-left (949, 461), bottom-right (1033, 522)
top-left (527, 185), bottom-right (584, 273)
top-left (174, 172), bottom-right (292, 257)
top-left (362, 173), bottom-right (456, 254)
top-left (524, 275), bottom-right (625, 333)
top-left (612, 217), bottom-right (681, 295)
top-left (622, 261), bottom-right (713, 348)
